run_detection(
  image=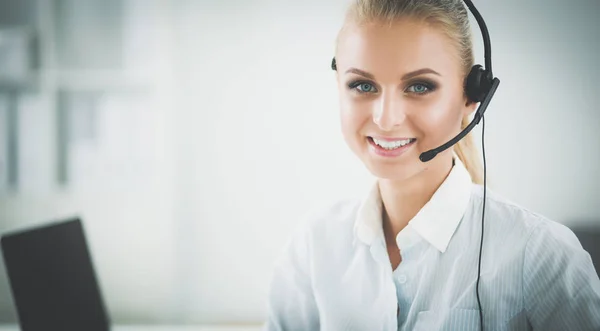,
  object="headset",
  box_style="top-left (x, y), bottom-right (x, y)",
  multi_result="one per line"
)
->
top-left (330, 0), bottom-right (499, 330)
